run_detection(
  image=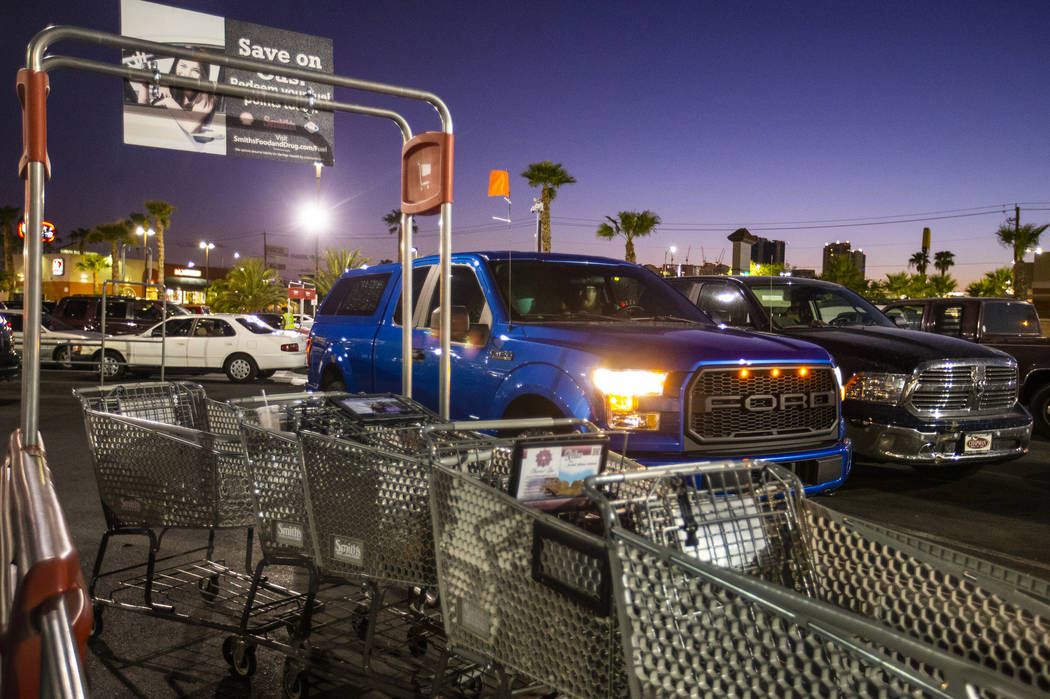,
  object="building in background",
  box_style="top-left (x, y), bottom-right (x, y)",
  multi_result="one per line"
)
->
top-left (822, 240), bottom-right (866, 277)
top-left (750, 236), bottom-right (786, 266)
